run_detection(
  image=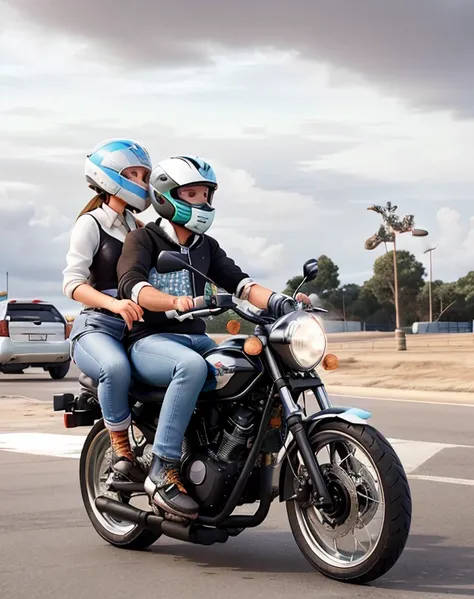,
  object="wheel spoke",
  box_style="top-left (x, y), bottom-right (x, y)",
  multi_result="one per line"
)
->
top-left (338, 447), bottom-right (356, 469)
top-left (356, 516), bottom-right (373, 553)
top-left (356, 490), bottom-right (383, 505)
top-left (86, 427), bottom-right (138, 536)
